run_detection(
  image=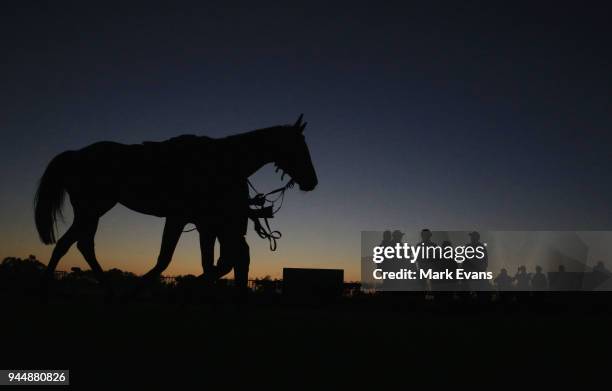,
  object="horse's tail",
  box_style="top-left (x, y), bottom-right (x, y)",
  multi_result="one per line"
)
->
top-left (34, 151), bottom-right (74, 245)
